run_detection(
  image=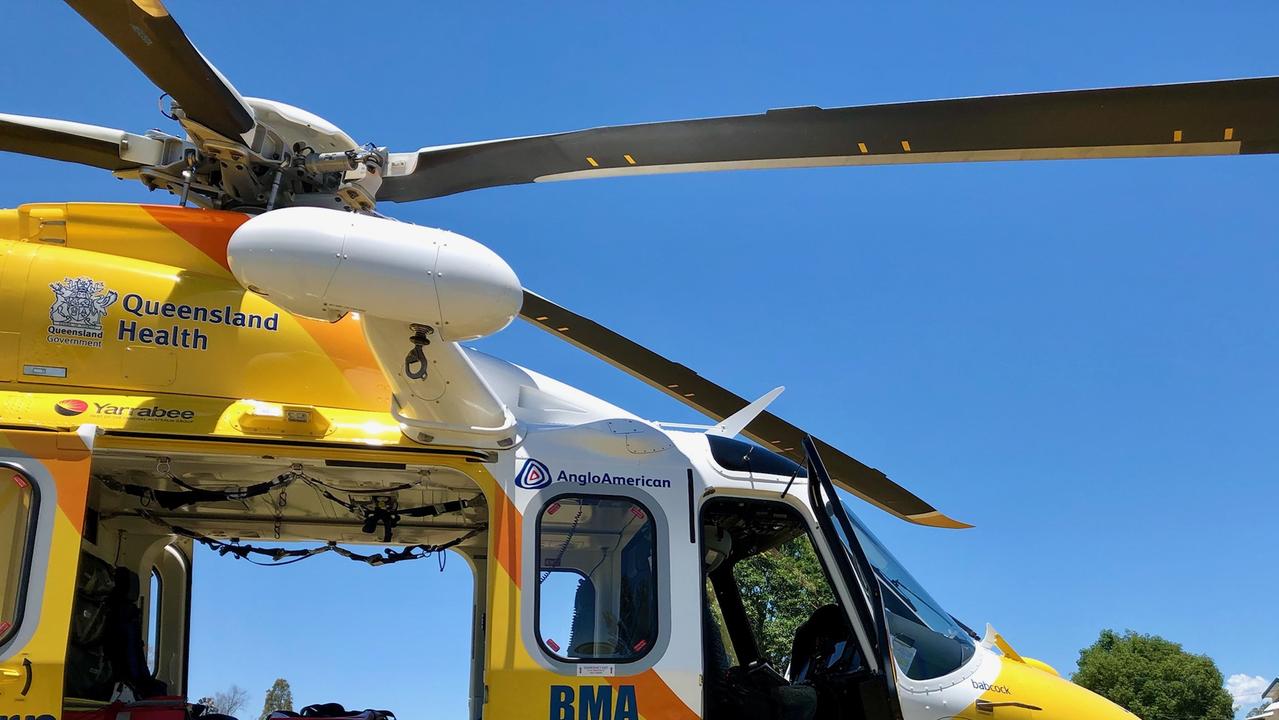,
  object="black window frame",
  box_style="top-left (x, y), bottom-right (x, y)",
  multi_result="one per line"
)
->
top-left (0, 463), bottom-right (41, 649)
top-left (706, 435), bottom-right (808, 479)
top-left (533, 493), bottom-right (661, 665)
